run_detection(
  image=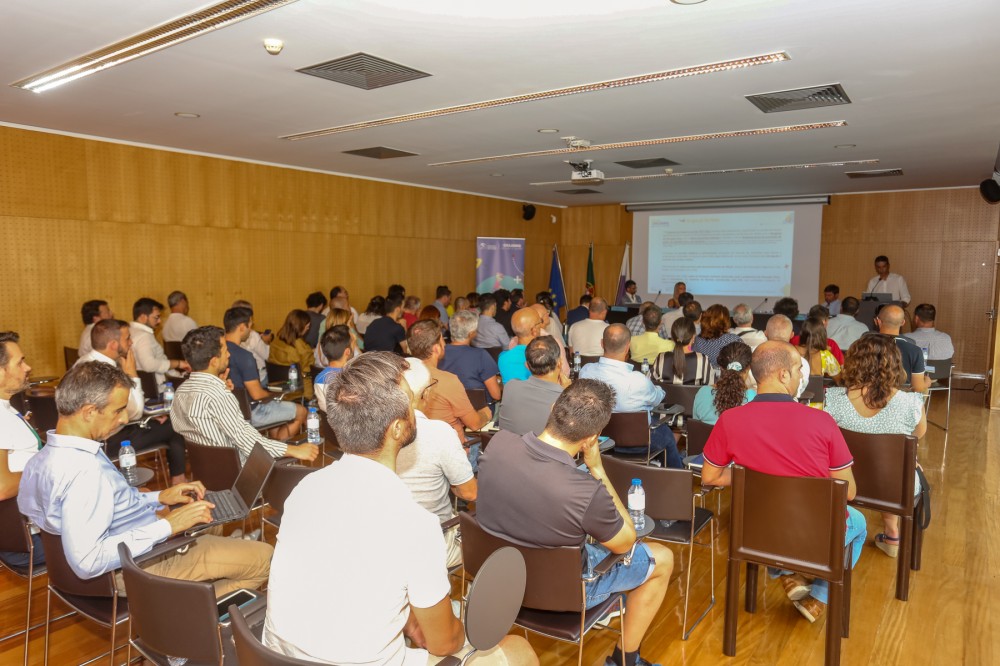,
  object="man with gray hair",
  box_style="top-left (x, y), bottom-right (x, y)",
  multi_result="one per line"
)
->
top-left (162, 290), bottom-right (198, 343)
top-left (440, 310), bottom-right (502, 403)
top-left (729, 303), bottom-right (766, 350)
top-left (498, 336), bottom-right (569, 436)
top-left (877, 304), bottom-right (930, 391)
